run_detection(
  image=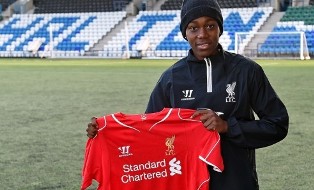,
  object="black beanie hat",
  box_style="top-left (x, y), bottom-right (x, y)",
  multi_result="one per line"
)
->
top-left (180, 0), bottom-right (223, 39)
